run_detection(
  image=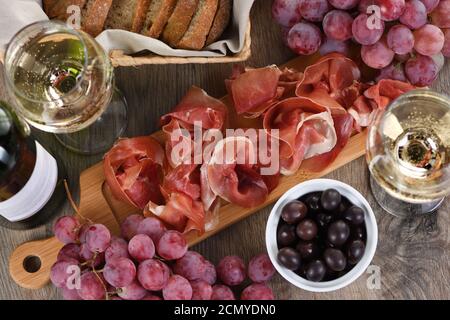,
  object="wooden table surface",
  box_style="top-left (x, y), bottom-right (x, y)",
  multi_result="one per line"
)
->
top-left (0, 2), bottom-right (449, 300)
